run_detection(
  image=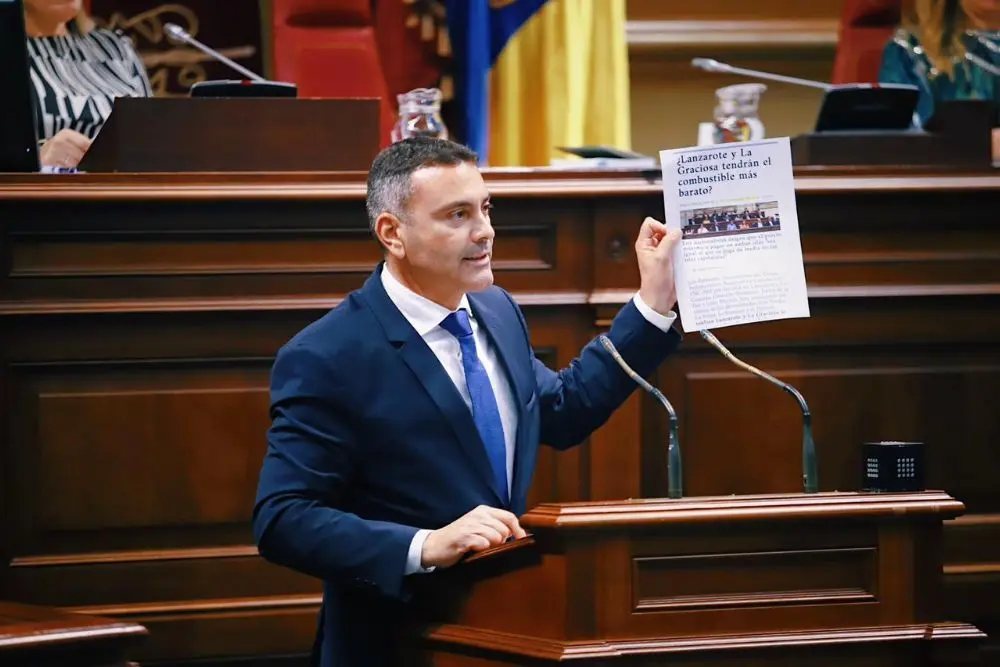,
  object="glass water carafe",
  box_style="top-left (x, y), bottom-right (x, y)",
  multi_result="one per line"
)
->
top-left (712, 83), bottom-right (766, 144)
top-left (392, 87), bottom-right (448, 143)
